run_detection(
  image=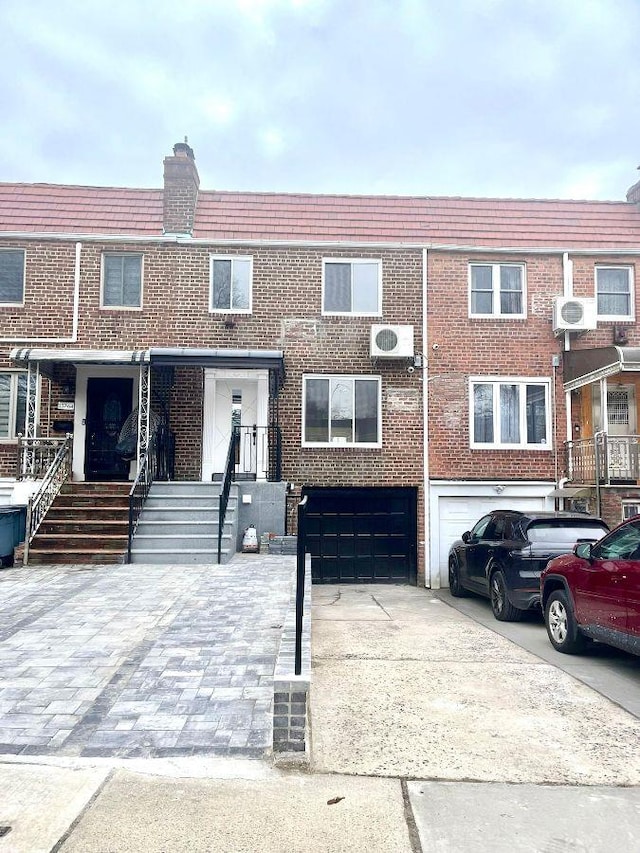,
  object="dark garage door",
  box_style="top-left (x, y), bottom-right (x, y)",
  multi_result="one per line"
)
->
top-left (303, 487), bottom-right (417, 584)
